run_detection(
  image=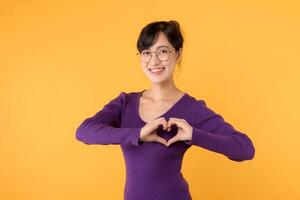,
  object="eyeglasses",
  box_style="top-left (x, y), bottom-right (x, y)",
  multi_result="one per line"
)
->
top-left (136, 48), bottom-right (173, 63)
